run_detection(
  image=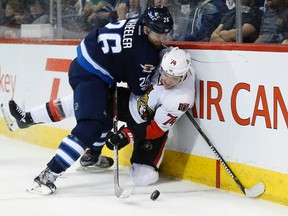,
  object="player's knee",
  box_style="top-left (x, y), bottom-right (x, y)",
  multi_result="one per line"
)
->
top-left (129, 163), bottom-right (159, 187)
top-left (72, 120), bottom-right (103, 147)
